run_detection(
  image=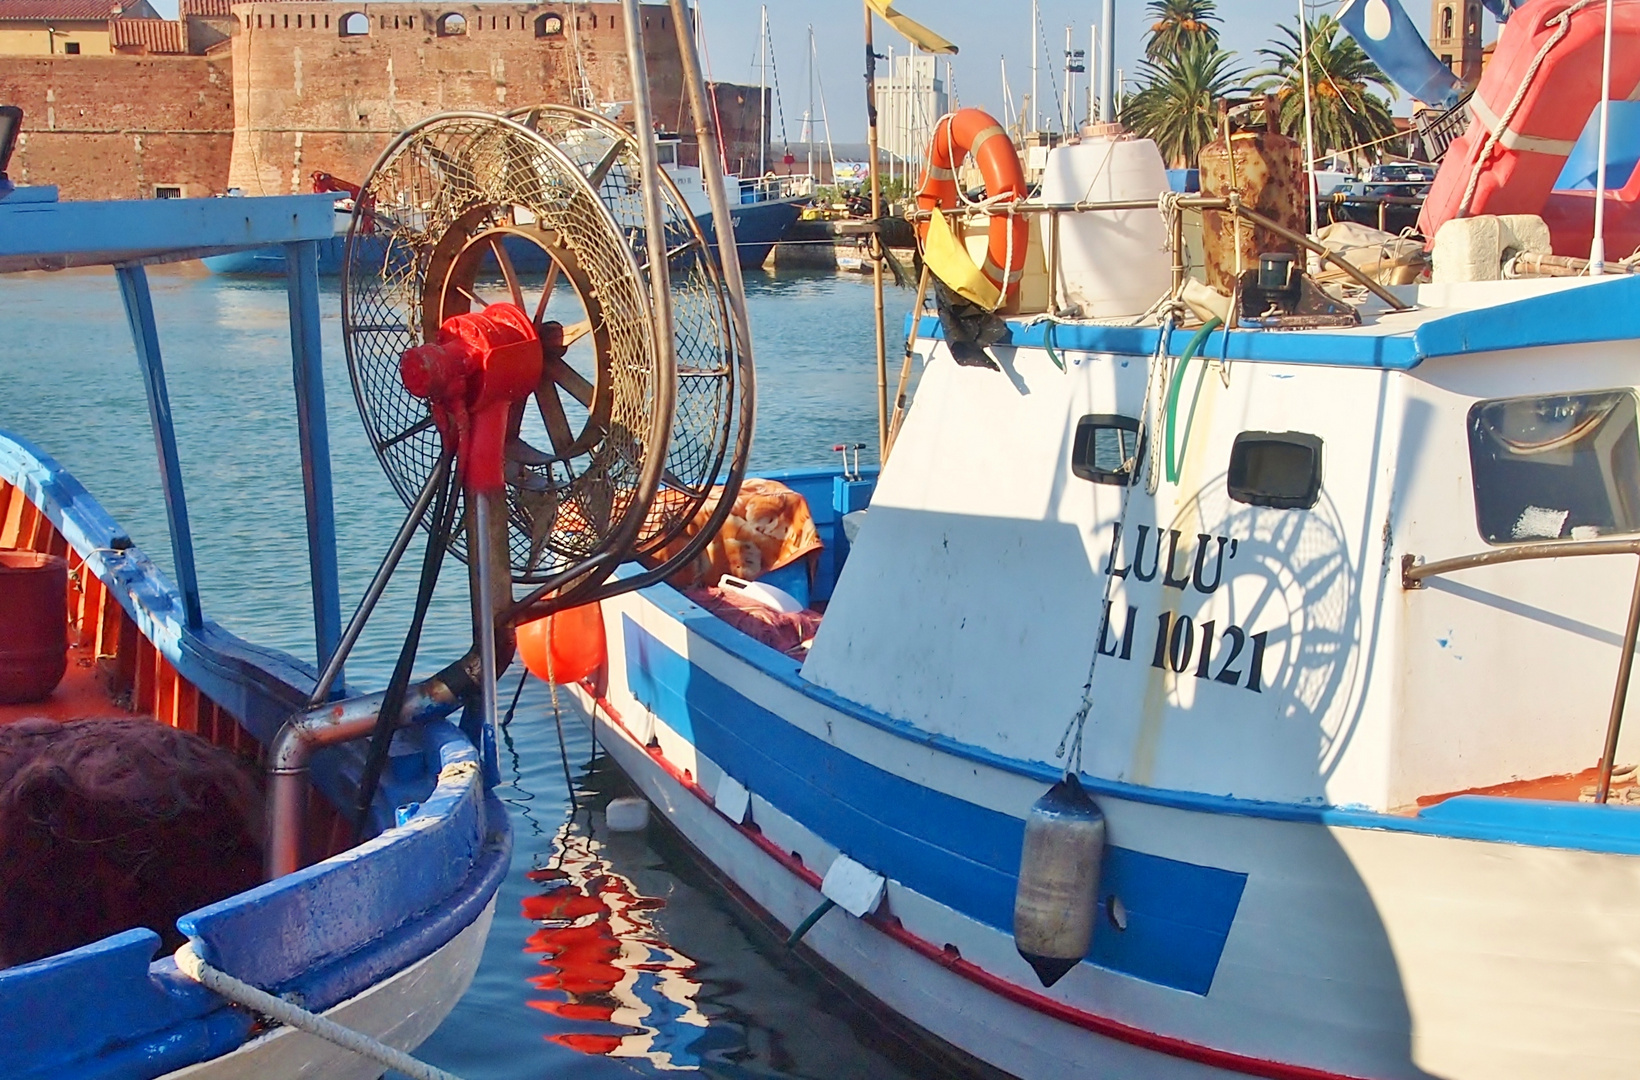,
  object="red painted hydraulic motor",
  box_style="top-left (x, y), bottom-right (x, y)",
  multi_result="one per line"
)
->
top-left (399, 303), bottom-right (543, 492)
